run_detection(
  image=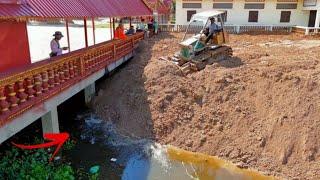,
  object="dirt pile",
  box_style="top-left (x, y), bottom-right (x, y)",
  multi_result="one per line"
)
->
top-left (93, 32), bottom-right (320, 179)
